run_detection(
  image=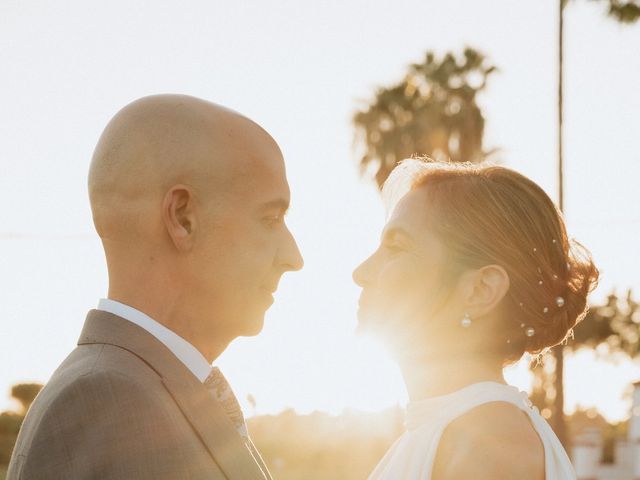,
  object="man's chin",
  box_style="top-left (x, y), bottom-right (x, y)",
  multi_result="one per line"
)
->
top-left (238, 312), bottom-right (267, 337)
